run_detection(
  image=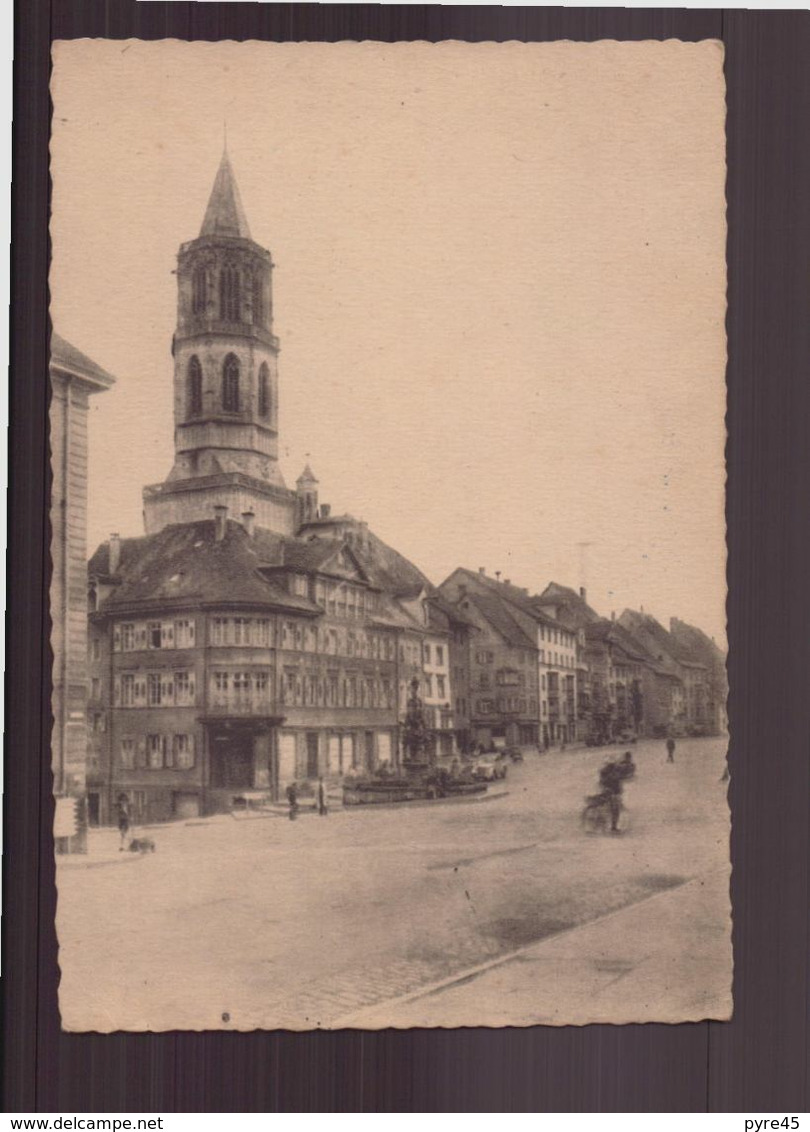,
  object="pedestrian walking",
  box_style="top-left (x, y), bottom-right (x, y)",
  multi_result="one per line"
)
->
top-left (286, 781), bottom-right (299, 821)
top-left (316, 775), bottom-right (328, 817)
top-left (666, 736), bottom-right (676, 763)
top-left (115, 793), bottom-right (131, 850)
